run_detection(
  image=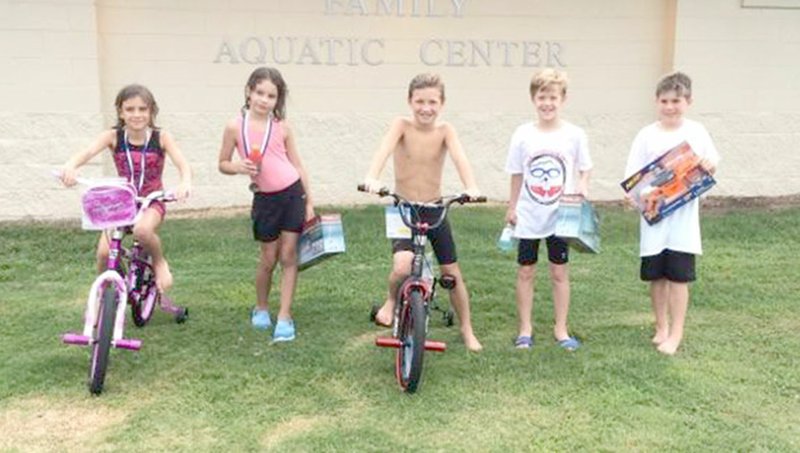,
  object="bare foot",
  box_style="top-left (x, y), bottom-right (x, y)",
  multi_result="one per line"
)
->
top-left (462, 331), bottom-right (483, 352)
top-left (374, 302), bottom-right (393, 327)
top-left (656, 339), bottom-right (680, 355)
top-left (153, 259), bottom-right (173, 293)
top-left (651, 332), bottom-right (669, 345)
